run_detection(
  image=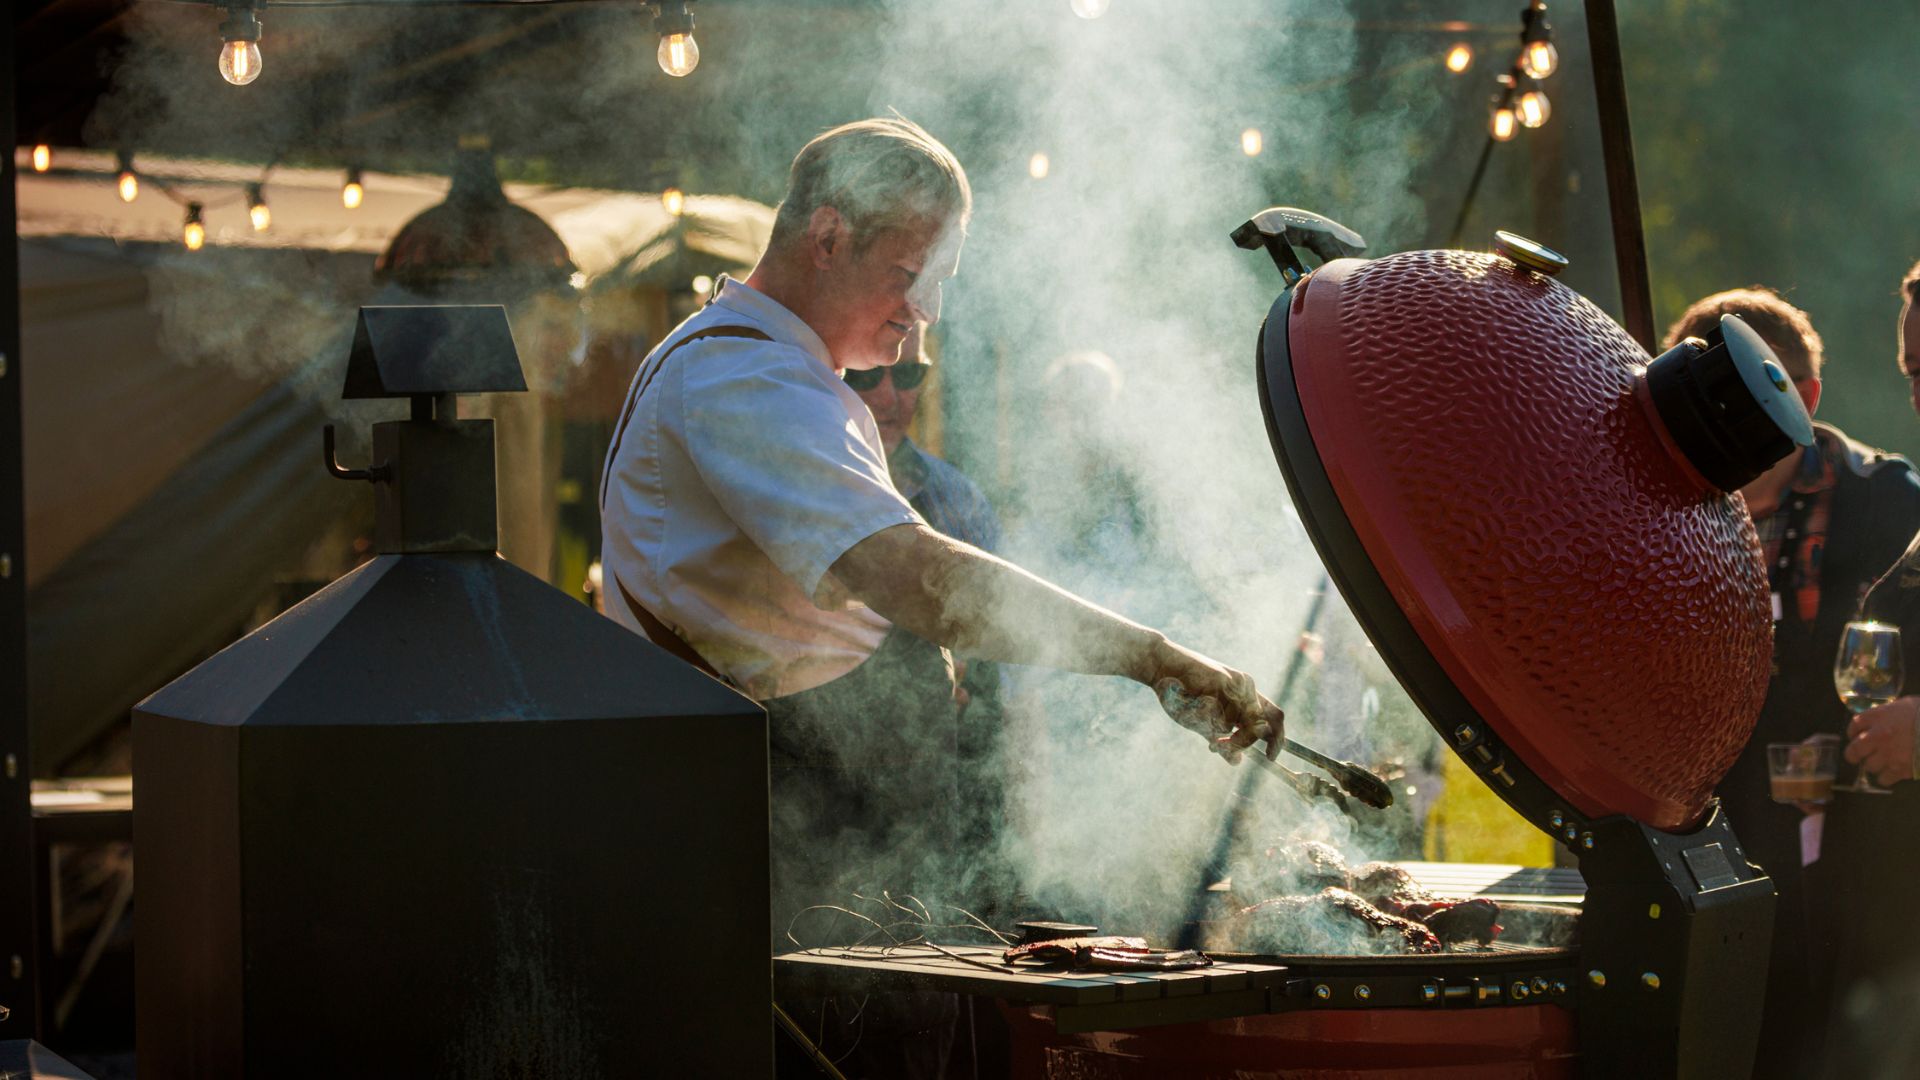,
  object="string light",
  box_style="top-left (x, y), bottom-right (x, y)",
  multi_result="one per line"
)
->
top-left (341, 167), bottom-right (364, 210)
top-left (692, 274), bottom-right (714, 296)
top-left (1028, 152), bottom-right (1050, 180)
top-left (1445, 43), bottom-right (1473, 73)
top-left (661, 187), bottom-right (686, 216)
top-left (1491, 106), bottom-right (1517, 141)
top-left (182, 203), bottom-right (206, 251)
top-left (1070, 0), bottom-right (1111, 17)
top-left (217, 3), bottom-right (264, 86)
top-left (30, 145), bottom-right (50, 173)
top-left (1490, 81), bottom-right (1519, 141)
top-left (652, 2), bottom-right (699, 77)
top-left (1517, 85), bottom-right (1551, 128)
top-left (247, 183), bottom-right (271, 231)
top-left (1519, 2), bottom-right (1558, 80)
top-left (116, 151), bottom-right (139, 203)
top-left (1240, 128), bottom-right (1264, 157)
